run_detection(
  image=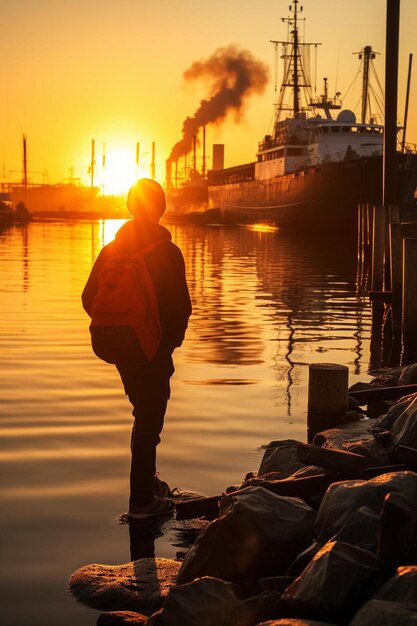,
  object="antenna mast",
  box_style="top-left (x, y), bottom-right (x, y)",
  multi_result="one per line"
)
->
top-left (271, 1), bottom-right (320, 122)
